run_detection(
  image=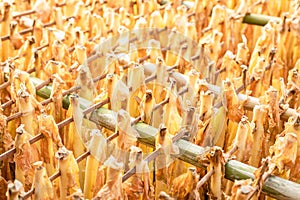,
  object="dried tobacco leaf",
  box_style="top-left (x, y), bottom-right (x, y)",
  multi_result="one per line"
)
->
top-left (124, 146), bottom-right (154, 199)
top-left (94, 156), bottom-right (124, 200)
top-left (171, 167), bottom-right (198, 199)
top-left (49, 74), bottom-right (65, 123)
top-left (230, 179), bottom-right (255, 200)
top-left (38, 113), bottom-right (63, 175)
top-left (55, 146), bottom-right (82, 199)
top-left (6, 180), bottom-right (24, 200)
top-left (270, 132), bottom-right (298, 178)
top-left (32, 161), bottom-right (55, 200)
top-left (16, 84), bottom-right (43, 135)
top-left (84, 129), bottom-right (107, 199)
top-left (207, 147), bottom-right (225, 199)
top-left (138, 89), bottom-right (155, 125)
top-left (14, 124), bottom-right (40, 191)
top-left (163, 79), bottom-right (183, 135)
